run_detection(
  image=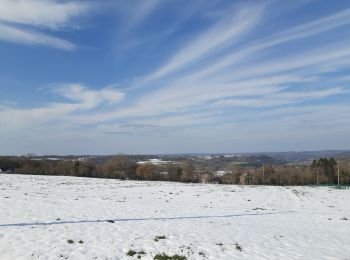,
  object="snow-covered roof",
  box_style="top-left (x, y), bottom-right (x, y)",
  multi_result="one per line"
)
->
top-left (214, 170), bottom-right (231, 176)
top-left (136, 159), bottom-right (176, 165)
